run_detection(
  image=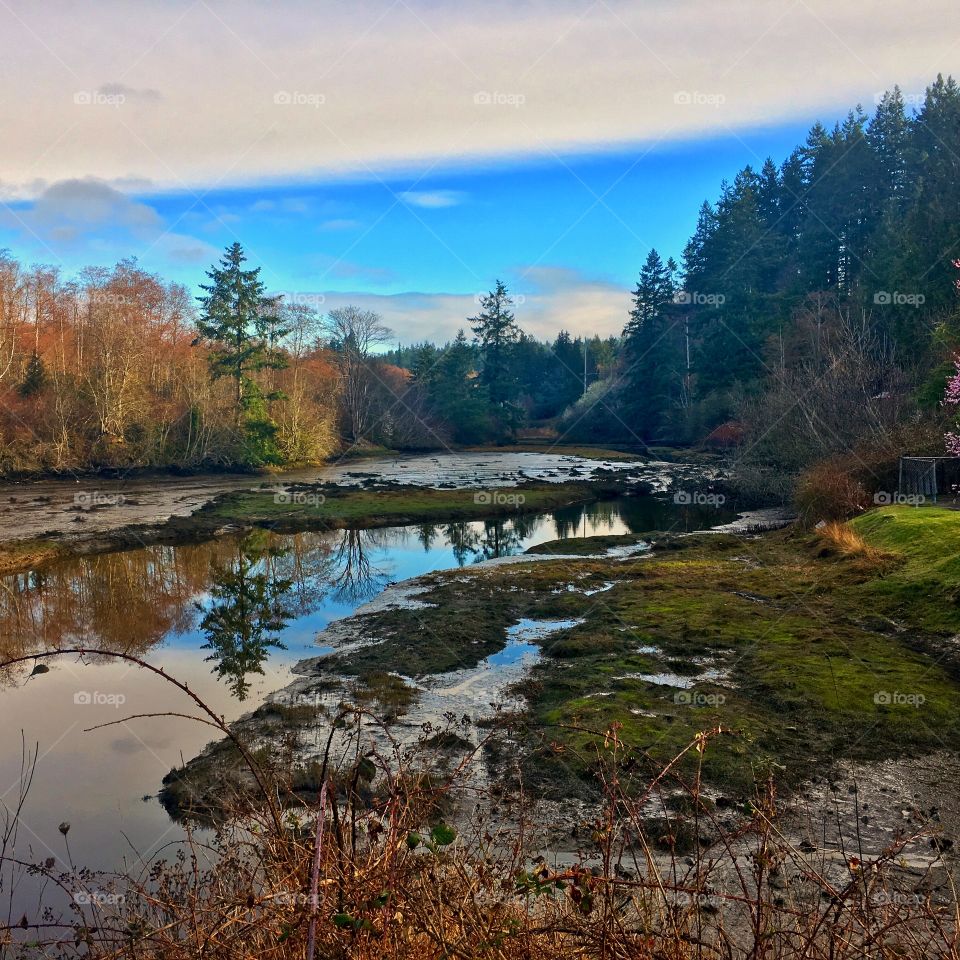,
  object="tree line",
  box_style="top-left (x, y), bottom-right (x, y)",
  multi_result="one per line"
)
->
top-left (2, 73), bottom-right (957, 486)
top-left (585, 74), bottom-right (960, 494)
top-left (0, 242), bottom-right (615, 474)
